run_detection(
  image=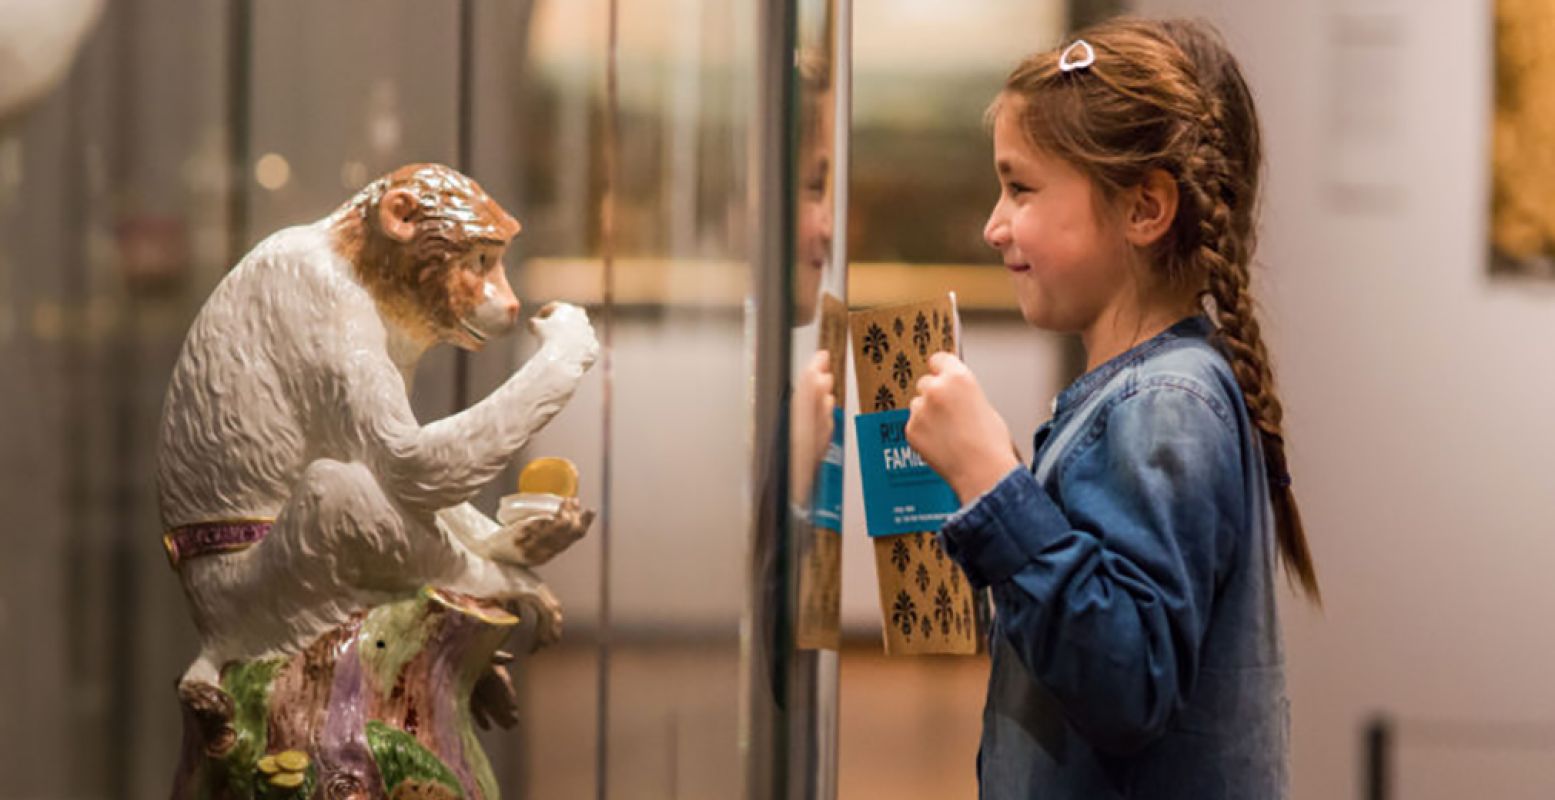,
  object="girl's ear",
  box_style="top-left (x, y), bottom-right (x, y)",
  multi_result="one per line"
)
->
top-left (1122, 168), bottom-right (1178, 248)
